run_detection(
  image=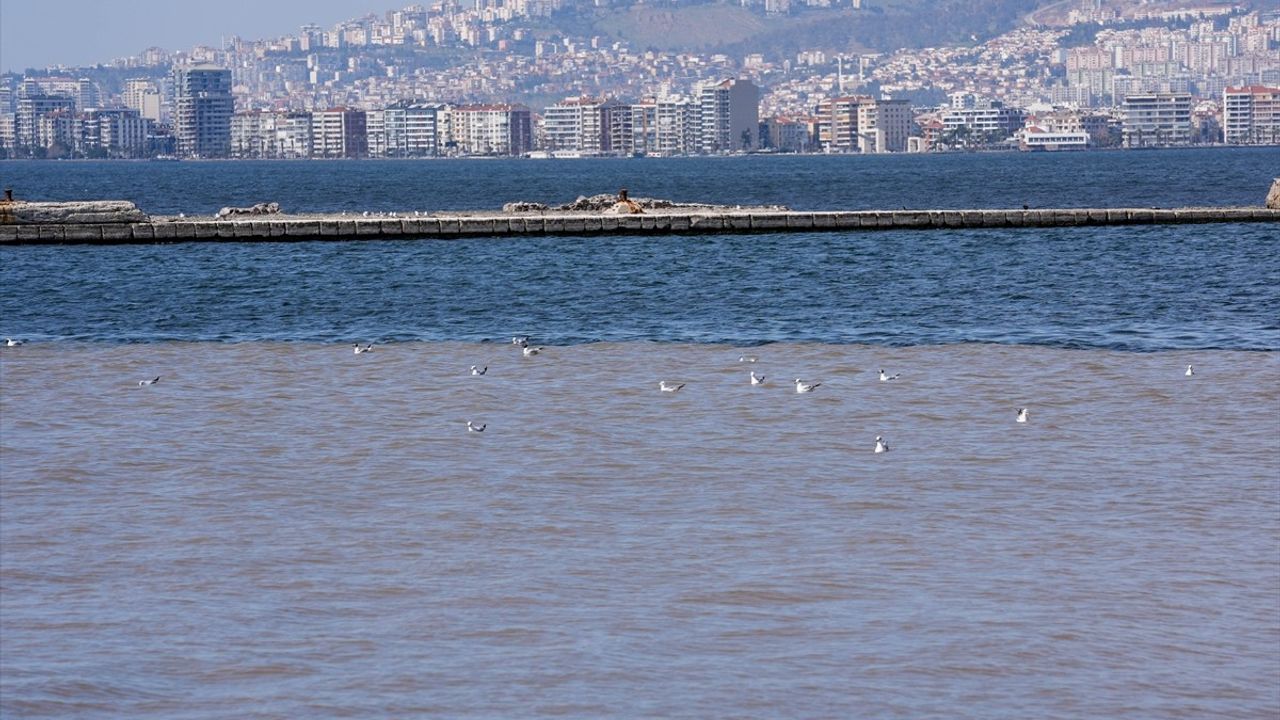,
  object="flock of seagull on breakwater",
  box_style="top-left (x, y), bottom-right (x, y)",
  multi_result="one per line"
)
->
top-left (1, 337), bottom-right (1199, 452)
